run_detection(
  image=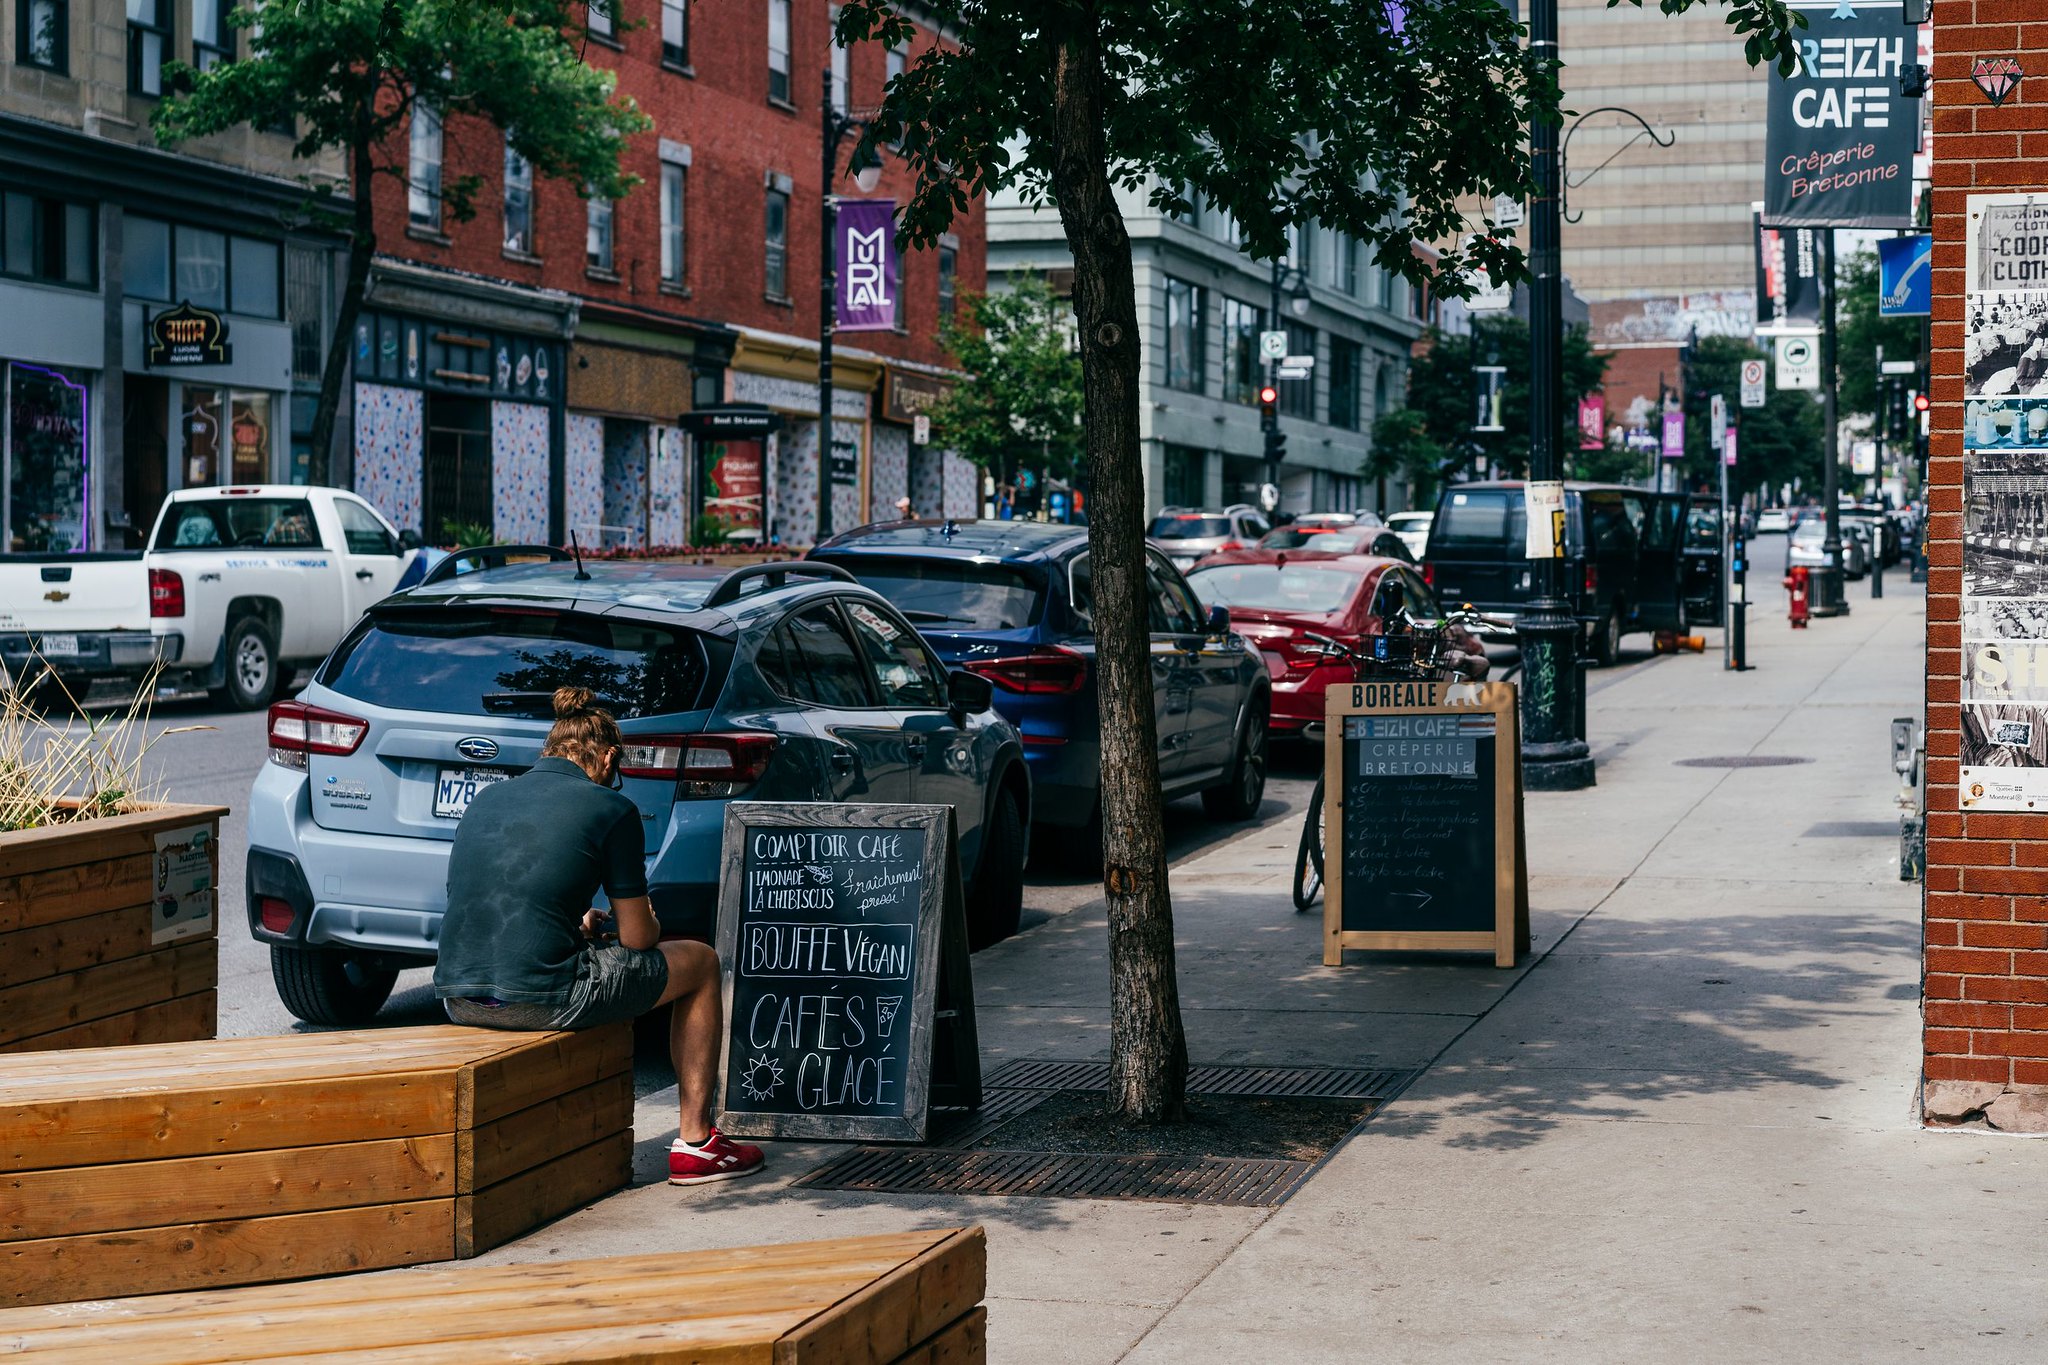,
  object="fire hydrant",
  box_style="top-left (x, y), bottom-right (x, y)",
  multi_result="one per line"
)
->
top-left (1784, 564), bottom-right (1810, 629)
